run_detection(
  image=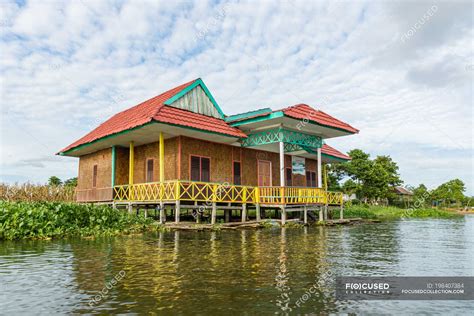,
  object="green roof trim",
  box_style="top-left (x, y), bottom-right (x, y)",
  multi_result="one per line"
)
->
top-left (321, 153), bottom-right (350, 162)
top-left (59, 121), bottom-right (155, 156)
top-left (240, 127), bottom-right (322, 148)
top-left (163, 78), bottom-right (226, 119)
top-left (225, 108), bottom-right (273, 122)
top-left (229, 111), bottom-right (285, 127)
top-left (229, 110), bottom-right (356, 134)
